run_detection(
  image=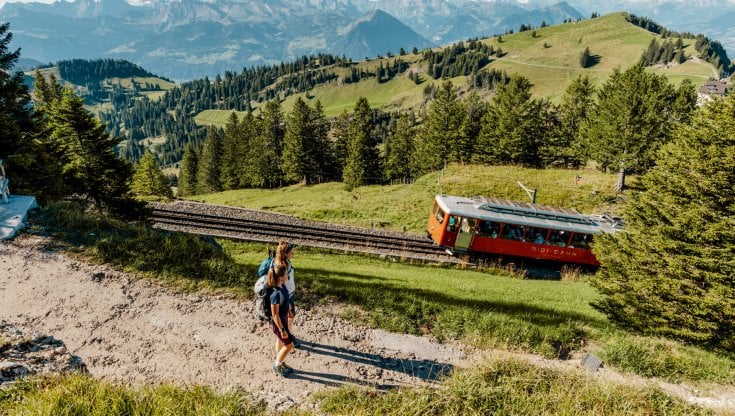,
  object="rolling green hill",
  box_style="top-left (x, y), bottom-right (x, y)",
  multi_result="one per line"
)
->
top-left (26, 63), bottom-right (175, 114)
top-left (194, 12), bottom-right (720, 126)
